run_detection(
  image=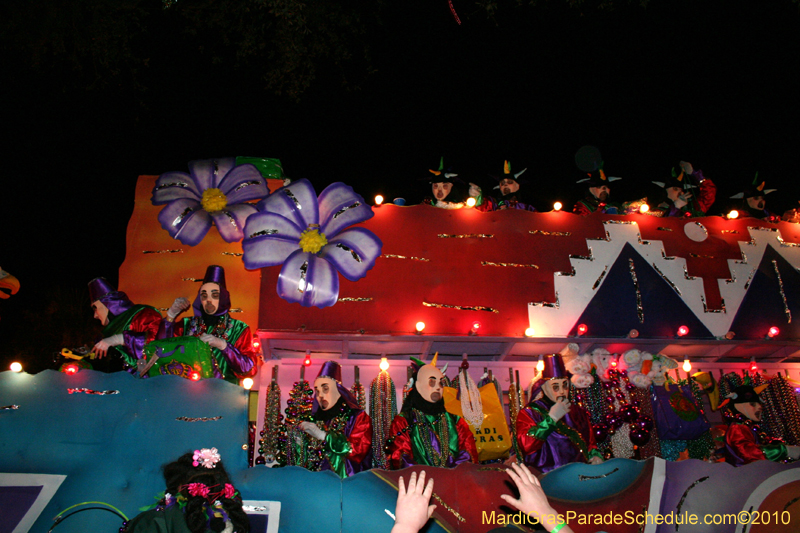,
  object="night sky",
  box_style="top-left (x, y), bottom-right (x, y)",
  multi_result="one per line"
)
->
top-left (2, 0), bottom-right (799, 368)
